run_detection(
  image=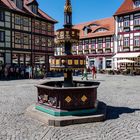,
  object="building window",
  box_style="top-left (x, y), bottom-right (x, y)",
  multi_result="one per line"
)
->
top-left (48, 38), bottom-right (53, 47)
top-left (106, 42), bottom-right (110, 48)
top-left (84, 40), bottom-right (89, 44)
top-left (124, 37), bottom-right (129, 47)
top-left (23, 18), bottom-right (29, 27)
top-left (35, 36), bottom-right (40, 46)
top-left (98, 43), bottom-right (102, 49)
top-left (48, 23), bottom-right (52, 33)
top-left (135, 0), bottom-right (140, 8)
top-left (32, 5), bottom-right (38, 14)
top-left (105, 38), bottom-right (111, 48)
top-left (78, 45), bottom-right (83, 51)
top-left (23, 34), bottom-right (29, 45)
top-left (15, 32), bottom-right (21, 44)
top-left (72, 46), bottom-right (77, 51)
top-left (124, 18), bottom-right (129, 27)
top-left (91, 39), bottom-right (96, 44)
top-left (94, 28), bottom-right (108, 33)
top-left (0, 11), bottom-right (4, 21)
top-left (134, 36), bottom-right (140, 46)
top-left (91, 44), bottom-right (96, 50)
top-left (42, 37), bottom-right (46, 46)
top-left (16, 0), bottom-right (23, 9)
top-left (97, 38), bottom-right (103, 49)
top-left (84, 45), bottom-right (89, 50)
top-left (134, 16), bottom-right (140, 26)
top-left (15, 15), bottom-right (21, 25)
top-left (106, 60), bottom-right (112, 68)
top-left (118, 17), bottom-right (123, 22)
top-left (0, 31), bottom-right (5, 42)
top-left (42, 22), bottom-right (46, 30)
top-left (35, 20), bottom-right (40, 29)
